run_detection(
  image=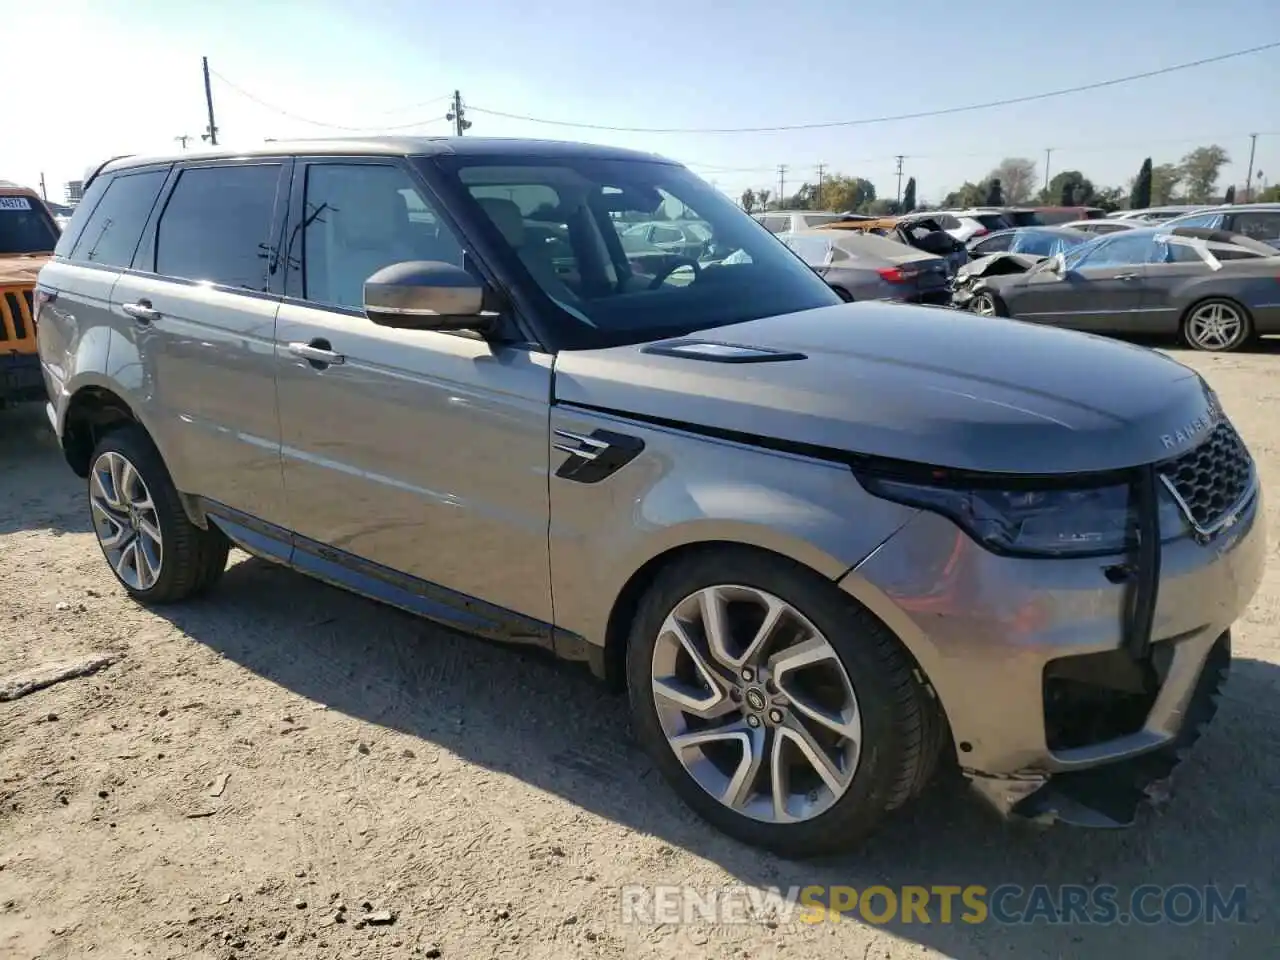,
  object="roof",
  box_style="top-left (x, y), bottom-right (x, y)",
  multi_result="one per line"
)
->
top-left (0, 181), bottom-right (40, 197)
top-left (97, 136), bottom-right (675, 179)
